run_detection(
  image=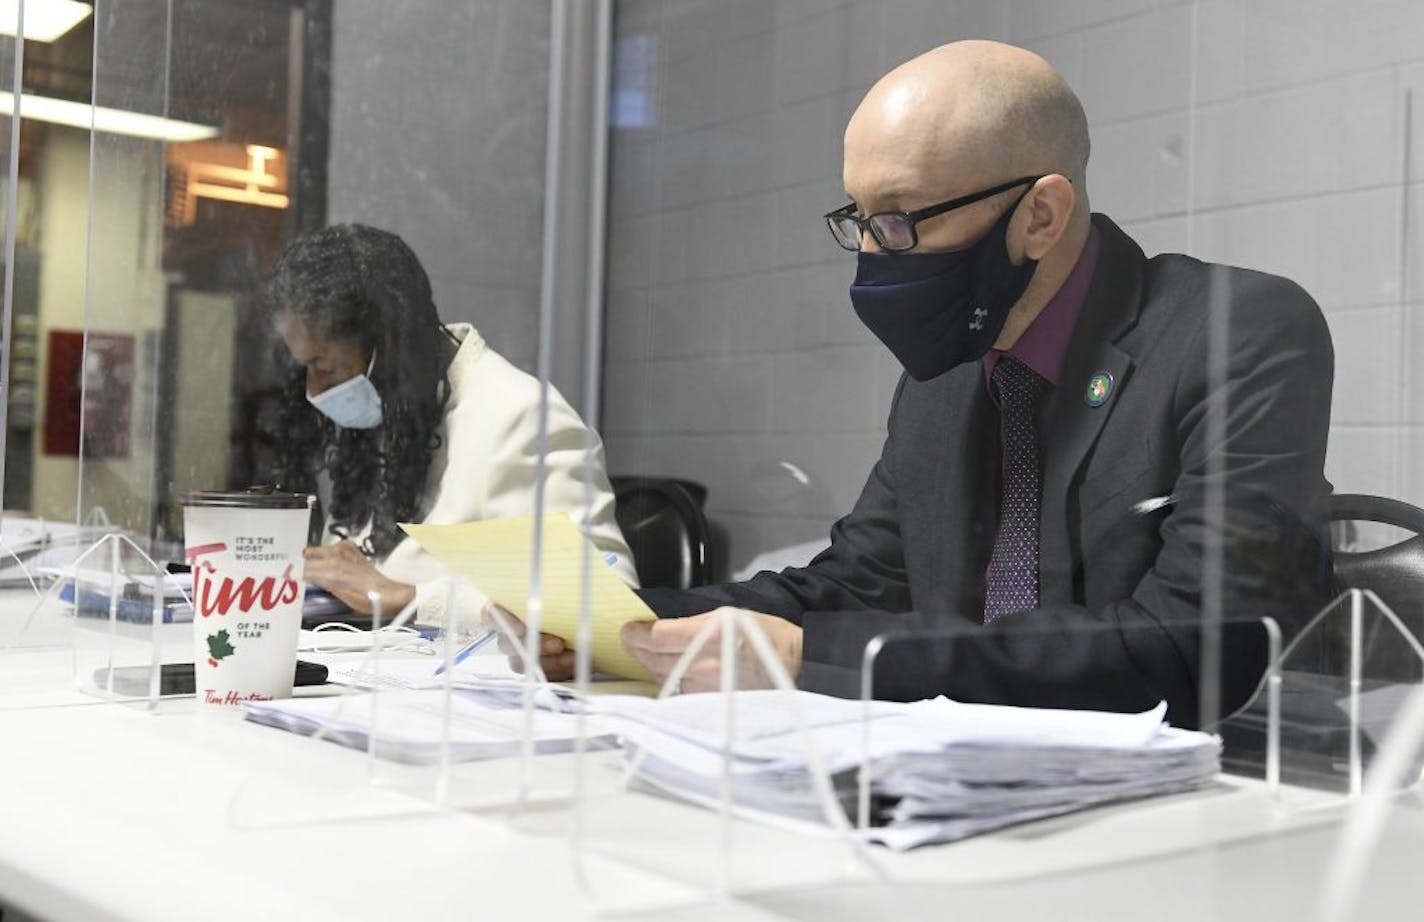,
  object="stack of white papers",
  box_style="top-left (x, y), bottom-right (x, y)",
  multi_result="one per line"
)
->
top-left (241, 679), bottom-right (1219, 847)
top-left (242, 688), bottom-right (615, 764)
top-left (584, 691), bottom-right (1220, 850)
